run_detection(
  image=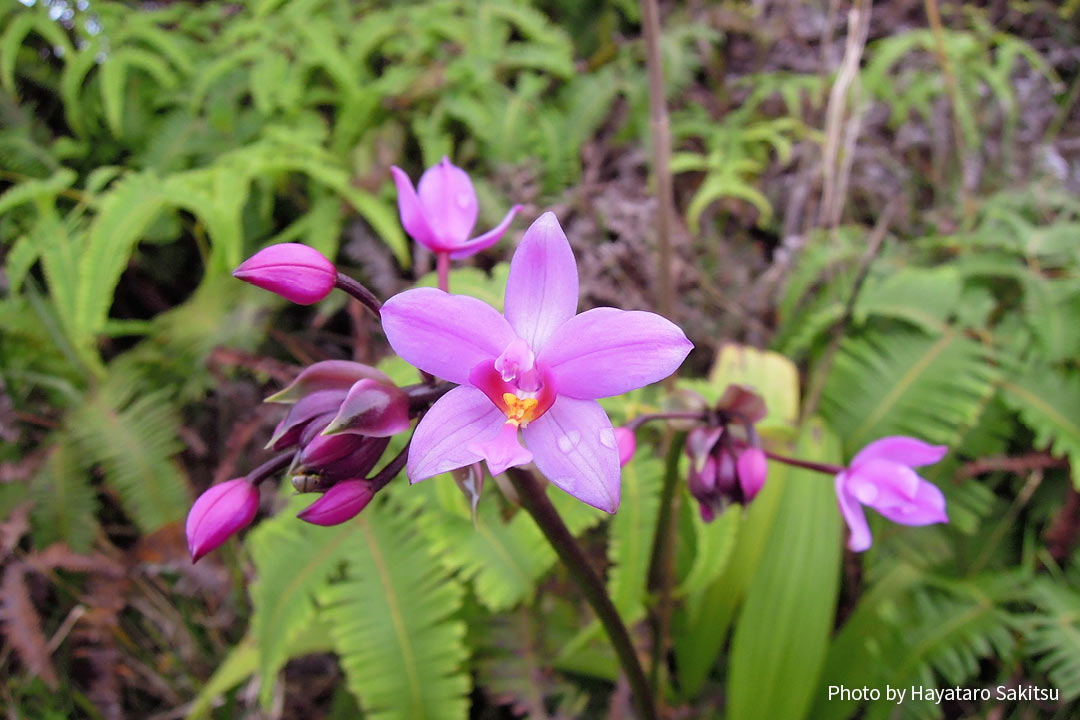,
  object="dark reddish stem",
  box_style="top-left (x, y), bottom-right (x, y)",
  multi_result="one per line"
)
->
top-left (245, 452), bottom-right (294, 485)
top-left (334, 272), bottom-right (381, 319)
top-left (506, 467), bottom-right (657, 720)
top-left (368, 441), bottom-right (410, 492)
top-left (761, 448), bottom-right (844, 476)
